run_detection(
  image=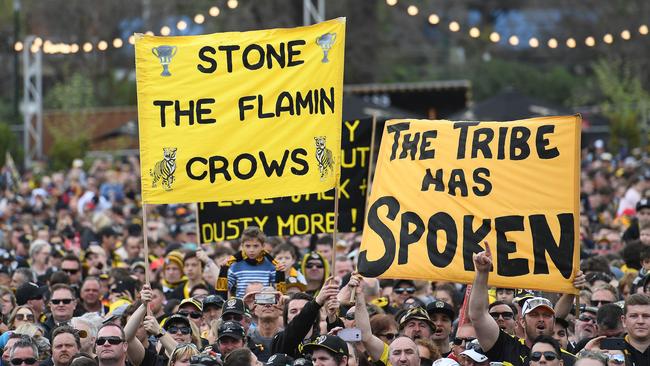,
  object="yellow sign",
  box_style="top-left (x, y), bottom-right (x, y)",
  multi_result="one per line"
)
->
top-left (135, 19), bottom-right (345, 204)
top-left (358, 116), bottom-right (581, 294)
